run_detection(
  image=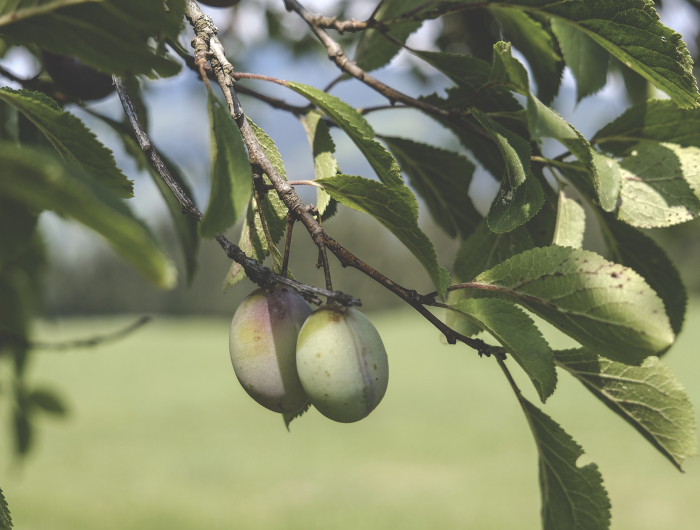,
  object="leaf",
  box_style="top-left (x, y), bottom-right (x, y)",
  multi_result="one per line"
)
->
top-left (28, 388), bottom-right (67, 416)
top-left (411, 50), bottom-right (494, 89)
top-left (552, 191), bottom-right (585, 248)
top-left (381, 136), bottom-right (481, 238)
top-left (450, 220), bottom-right (534, 339)
top-left (353, 0), bottom-right (427, 72)
top-left (589, 152), bottom-right (622, 212)
top-left (283, 401), bottom-right (311, 431)
top-left (617, 142), bottom-right (700, 228)
top-left (90, 112), bottom-right (200, 285)
top-left (493, 0), bottom-right (699, 107)
top-left (314, 174), bottom-right (450, 299)
top-left (472, 246), bottom-right (675, 365)
top-left (454, 298), bottom-right (557, 401)
top-left (0, 486), bottom-right (12, 529)
top-left (521, 399), bottom-right (611, 530)
top-left (247, 118), bottom-right (288, 242)
top-left (13, 409), bottom-right (31, 455)
top-left (0, 143), bottom-right (176, 289)
top-left (200, 91), bottom-right (253, 238)
top-left (287, 82), bottom-right (402, 187)
top-left (0, 196), bottom-right (38, 271)
top-left (489, 8), bottom-right (564, 105)
top-left (550, 19), bottom-right (609, 101)
top-left (0, 0), bottom-right (185, 78)
top-left (599, 213), bottom-right (686, 335)
top-left (490, 41), bottom-right (530, 96)
top-left (470, 107), bottom-right (530, 188)
top-left (223, 202), bottom-right (265, 291)
top-left (486, 172), bottom-right (545, 234)
top-left (592, 99), bottom-right (700, 155)
top-left (0, 88), bottom-right (133, 198)
top-left (453, 219), bottom-right (534, 282)
top-left (300, 110), bottom-right (339, 217)
top-left (555, 348), bottom-right (697, 470)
